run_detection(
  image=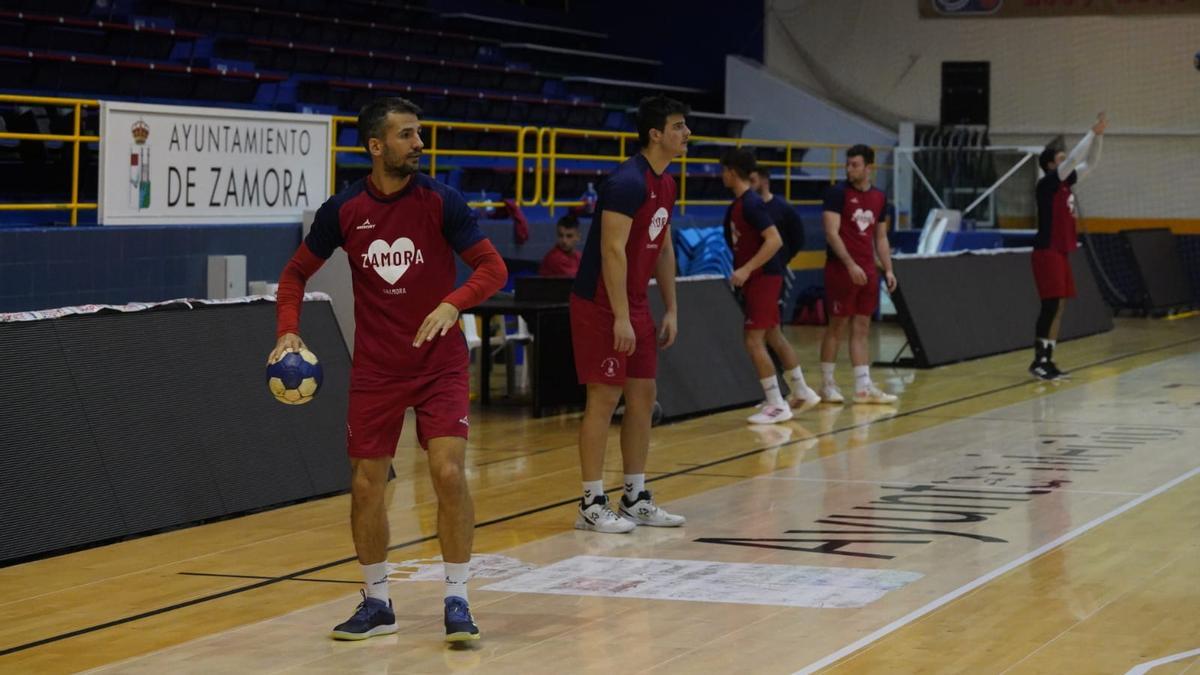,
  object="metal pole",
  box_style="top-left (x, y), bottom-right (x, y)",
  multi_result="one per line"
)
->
top-left (905, 152), bottom-right (947, 210)
top-left (962, 151), bottom-right (1034, 217)
top-left (70, 103), bottom-right (81, 226)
